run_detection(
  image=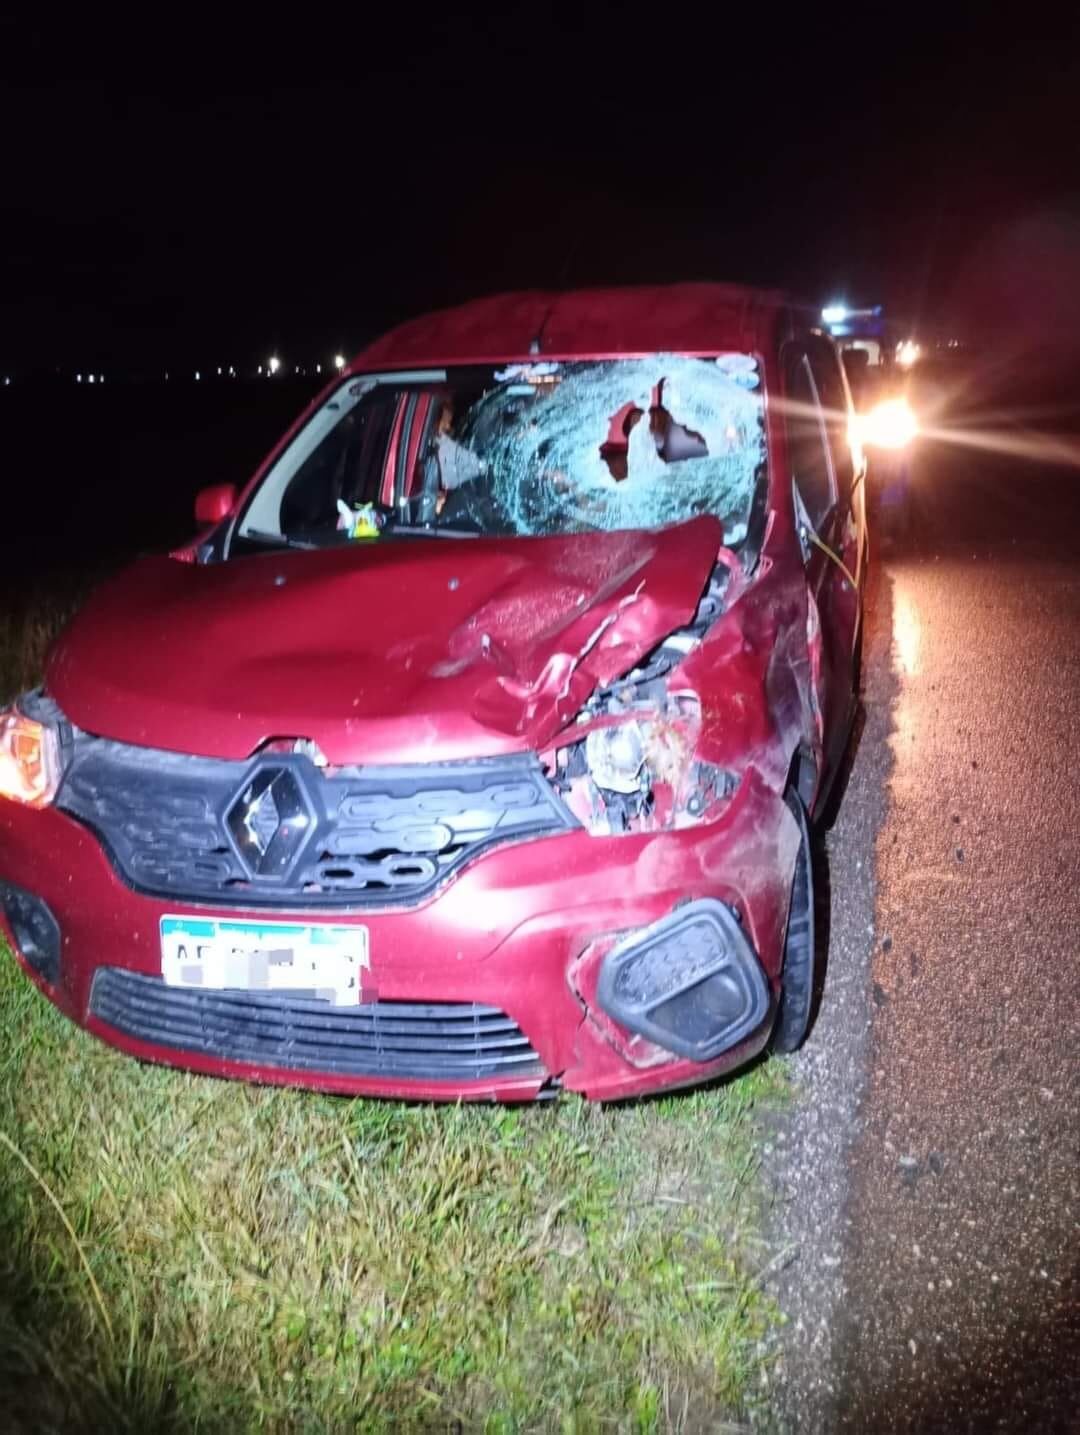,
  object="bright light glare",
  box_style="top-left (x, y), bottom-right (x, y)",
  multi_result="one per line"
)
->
top-left (0, 711), bottom-right (61, 807)
top-left (333, 354), bottom-right (346, 370)
top-left (859, 397), bottom-right (919, 450)
top-left (847, 417), bottom-right (866, 474)
top-left (896, 339), bottom-right (921, 369)
top-left (822, 304), bottom-right (847, 325)
top-left (893, 589), bottom-right (922, 677)
top-left (268, 355), bottom-right (281, 375)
